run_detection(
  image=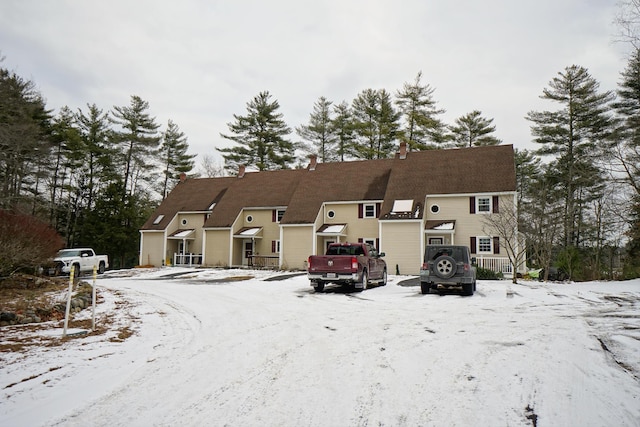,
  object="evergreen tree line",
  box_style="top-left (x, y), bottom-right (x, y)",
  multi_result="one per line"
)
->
top-left (218, 71), bottom-right (501, 172)
top-left (0, 59), bottom-right (196, 268)
top-left (1, 46), bottom-right (639, 278)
